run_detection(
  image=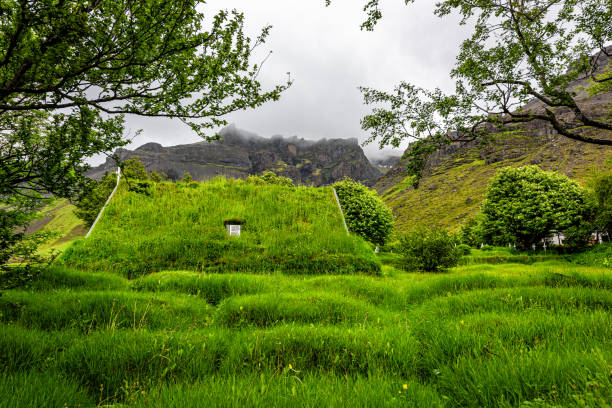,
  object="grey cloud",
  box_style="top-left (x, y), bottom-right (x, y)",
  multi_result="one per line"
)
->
top-left (91, 0), bottom-right (471, 165)
top-left (220, 123), bottom-right (358, 149)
